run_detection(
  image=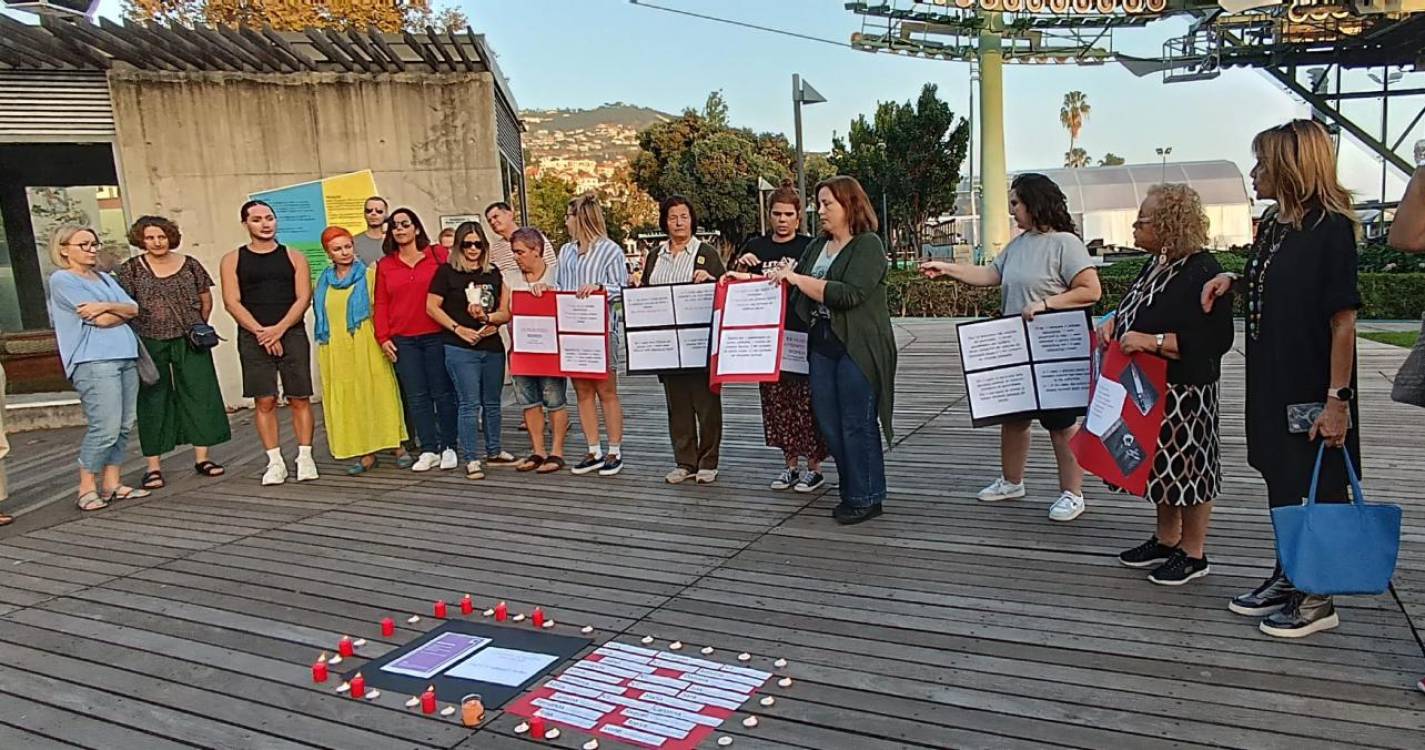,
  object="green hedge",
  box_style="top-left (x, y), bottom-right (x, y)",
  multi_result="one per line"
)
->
top-left (888, 259), bottom-right (1425, 320)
